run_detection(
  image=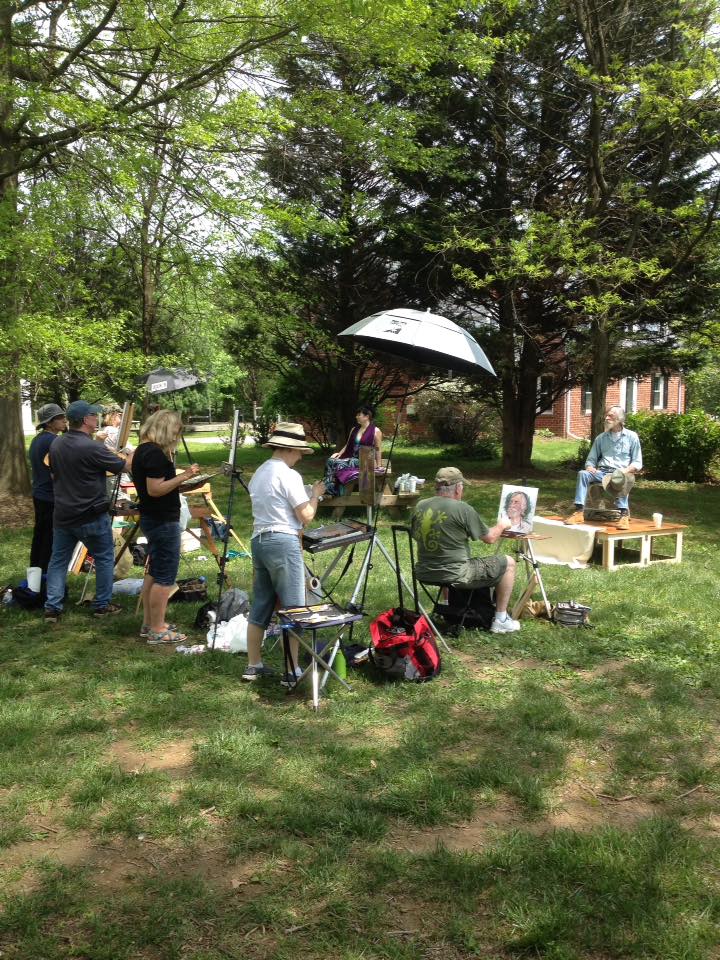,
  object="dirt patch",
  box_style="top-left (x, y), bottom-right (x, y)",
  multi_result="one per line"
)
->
top-left (545, 781), bottom-right (657, 831)
top-left (453, 650), bottom-right (552, 678)
top-left (385, 781), bottom-right (660, 855)
top-left (574, 659), bottom-right (629, 680)
top-left (106, 738), bottom-right (195, 778)
top-left (0, 493), bottom-right (33, 529)
top-left (386, 803), bottom-right (524, 854)
top-left (0, 825), bottom-right (268, 898)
